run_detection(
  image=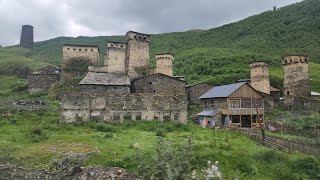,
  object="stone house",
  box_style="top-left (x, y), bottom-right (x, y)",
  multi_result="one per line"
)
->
top-left (199, 82), bottom-right (264, 128)
top-left (186, 82), bottom-right (213, 106)
top-left (28, 66), bottom-right (61, 93)
top-left (79, 72), bottom-right (131, 94)
top-left (131, 73), bottom-right (186, 94)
